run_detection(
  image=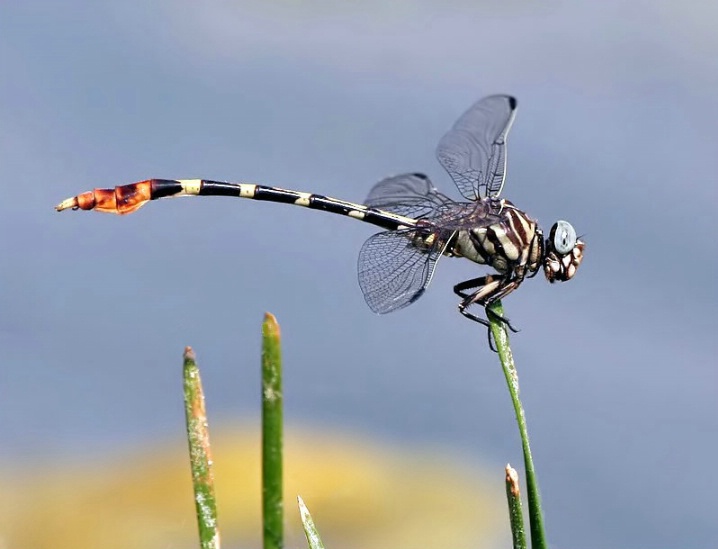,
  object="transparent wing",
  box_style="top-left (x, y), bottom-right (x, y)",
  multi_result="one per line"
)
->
top-left (436, 95), bottom-right (518, 200)
top-left (366, 171), bottom-right (504, 232)
top-left (364, 172), bottom-right (454, 220)
top-left (428, 198), bottom-right (504, 231)
top-left (357, 228), bottom-right (446, 314)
